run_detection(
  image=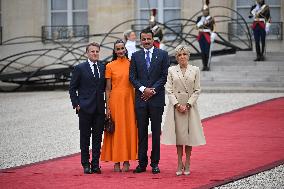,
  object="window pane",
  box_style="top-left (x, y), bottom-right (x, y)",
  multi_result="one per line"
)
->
top-left (51, 12), bottom-right (67, 25)
top-left (236, 8), bottom-right (251, 21)
top-left (51, 0), bottom-right (67, 10)
top-left (164, 10), bottom-right (180, 22)
top-left (73, 0), bottom-right (87, 10)
top-left (237, 0), bottom-right (280, 6)
top-left (237, 0), bottom-right (249, 6)
top-left (270, 7), bottom-right (280, 21)
top-left (164, 0), bottom-right (180, 8)
top-left (73, 12), bottom-right (88, 25)
top-left (139, 0), bottom-right (157, 9)
top-left (140, 10), bottom-right (151, 20)
top-left (237, 7), bottom-right (280, 22)
top-left (266, 0), bottom-right (280, 5)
